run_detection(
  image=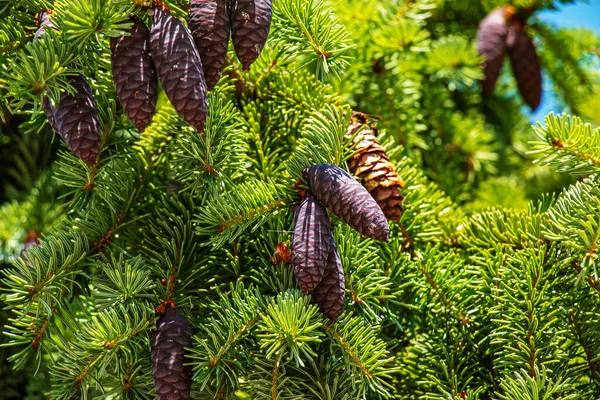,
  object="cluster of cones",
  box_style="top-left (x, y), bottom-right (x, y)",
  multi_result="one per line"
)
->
top-left (477, 5), bottom-right (542, 111)
top-left (35, 0), bottom-right (272, 166)
top-left (291, 163), bottom-right (391, 322)
top-left (111, 0), bottom-right (273, 135)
